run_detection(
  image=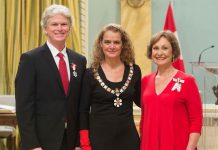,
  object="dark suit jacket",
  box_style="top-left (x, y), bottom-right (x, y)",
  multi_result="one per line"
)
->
top-left (15, 43), bottom-right (86, 150)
